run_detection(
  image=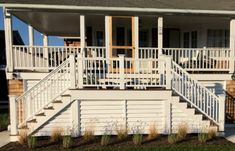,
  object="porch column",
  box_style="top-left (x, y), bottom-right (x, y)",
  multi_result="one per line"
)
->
top-left (158, 17), bottom-right (163, 57)
top-left (230, 20), bottom-right (235, 73)
top-left (43, 34), bottom-right (49, 68)
top-left (28, 25), bottom-right (34, 46)
top-left (4, 8), bottom-right (13, 72)
top-left (80, 15), bottom-right (85, 55)
top-left (105, 16), bottom-right (111, 59)
top-left (134, 17), bottom-right (139, 60)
